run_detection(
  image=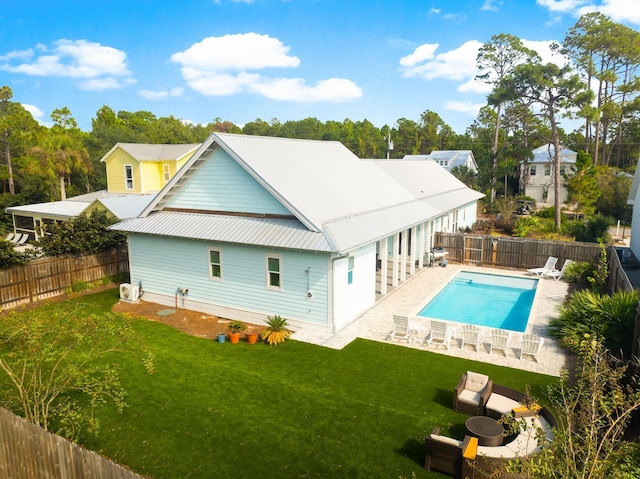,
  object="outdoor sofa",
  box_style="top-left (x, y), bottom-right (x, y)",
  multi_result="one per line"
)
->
top-left (426, 375), bottom-right (557, 479)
